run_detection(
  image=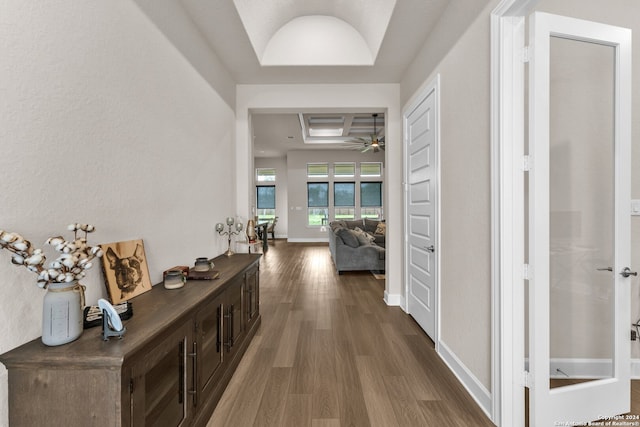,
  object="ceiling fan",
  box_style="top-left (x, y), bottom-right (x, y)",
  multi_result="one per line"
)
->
top-left (346, 113), bottom-right (385, 153)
